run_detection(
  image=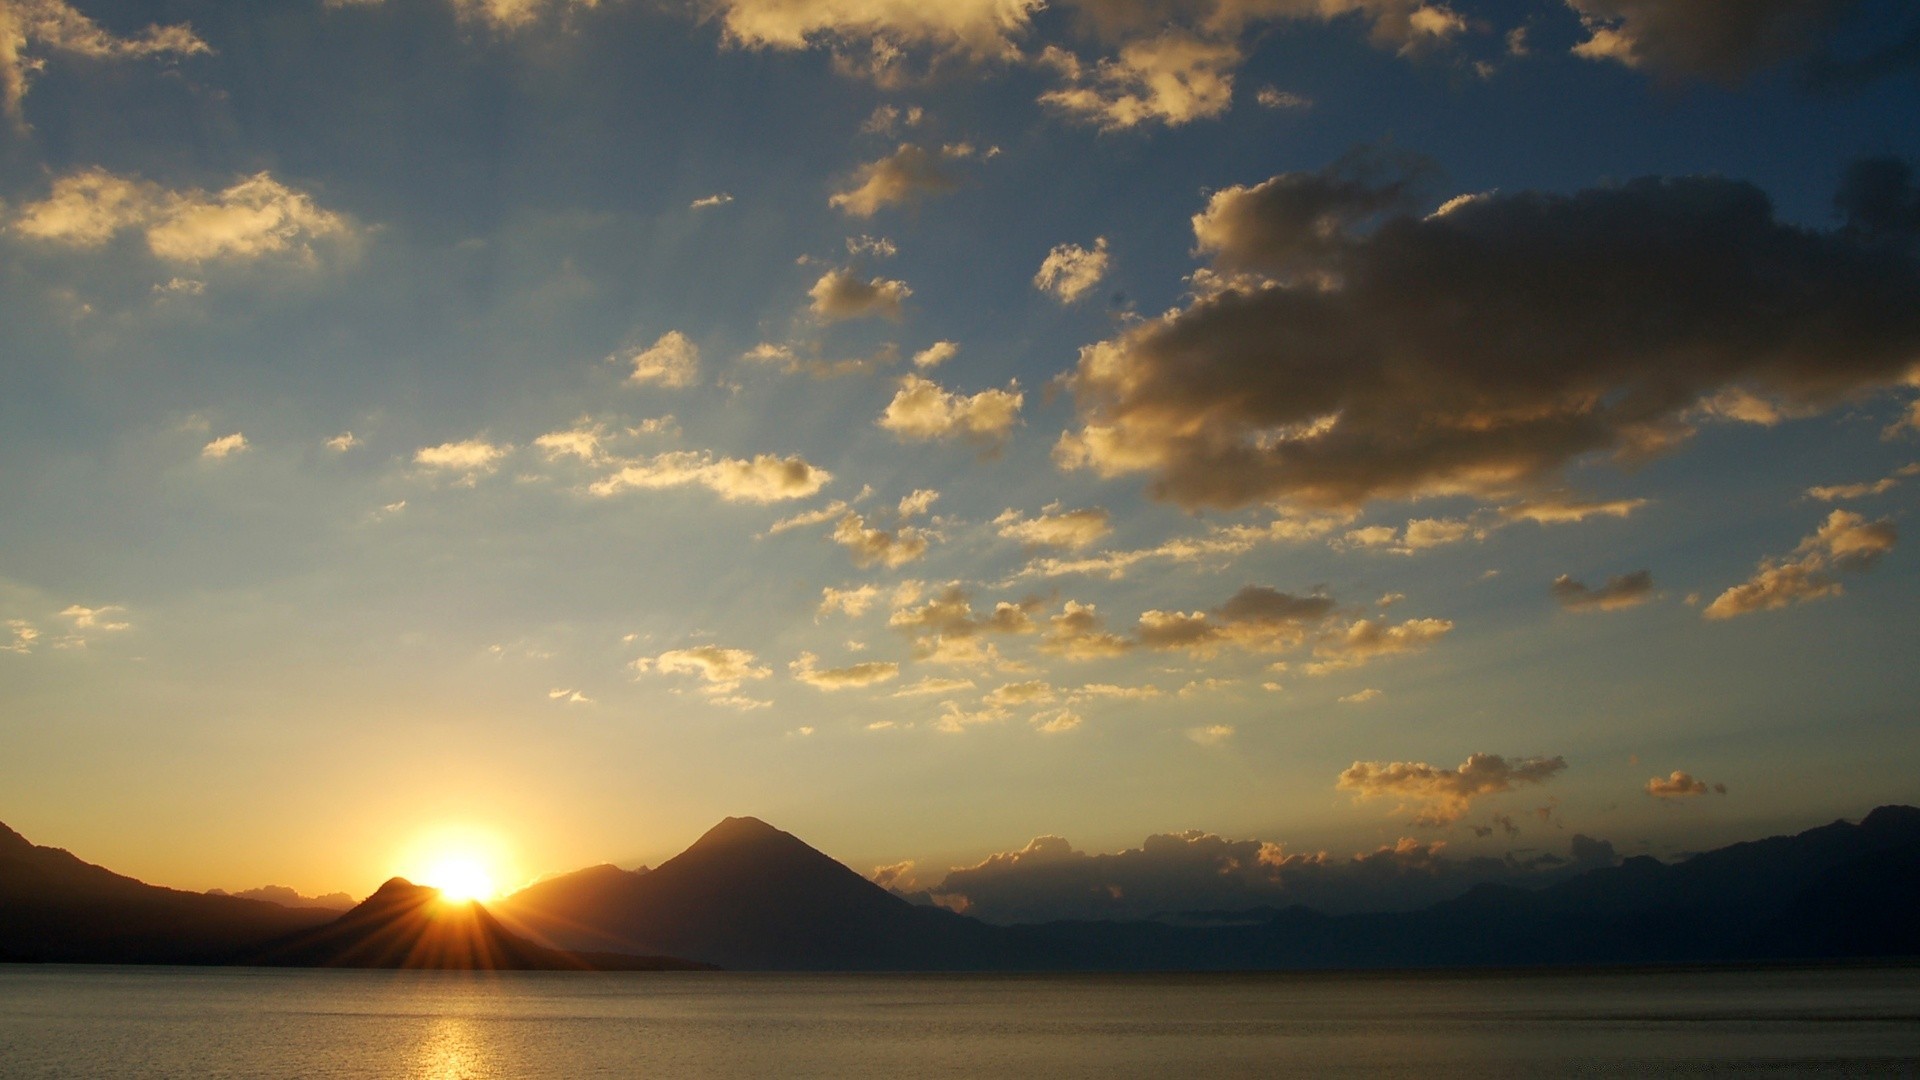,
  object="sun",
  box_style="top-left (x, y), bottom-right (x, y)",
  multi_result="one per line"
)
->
top-left (421, 856), bottom-right (498, 904)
